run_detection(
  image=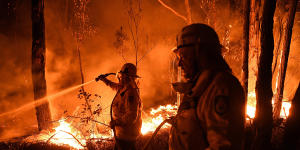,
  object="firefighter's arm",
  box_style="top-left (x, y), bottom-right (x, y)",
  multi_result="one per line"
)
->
top-left (100, 77), bottom-right (120, 91)
top-left (121, 89), bottom-right (140, 126)
top-left (201, 95), bottom-right (233, 150)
